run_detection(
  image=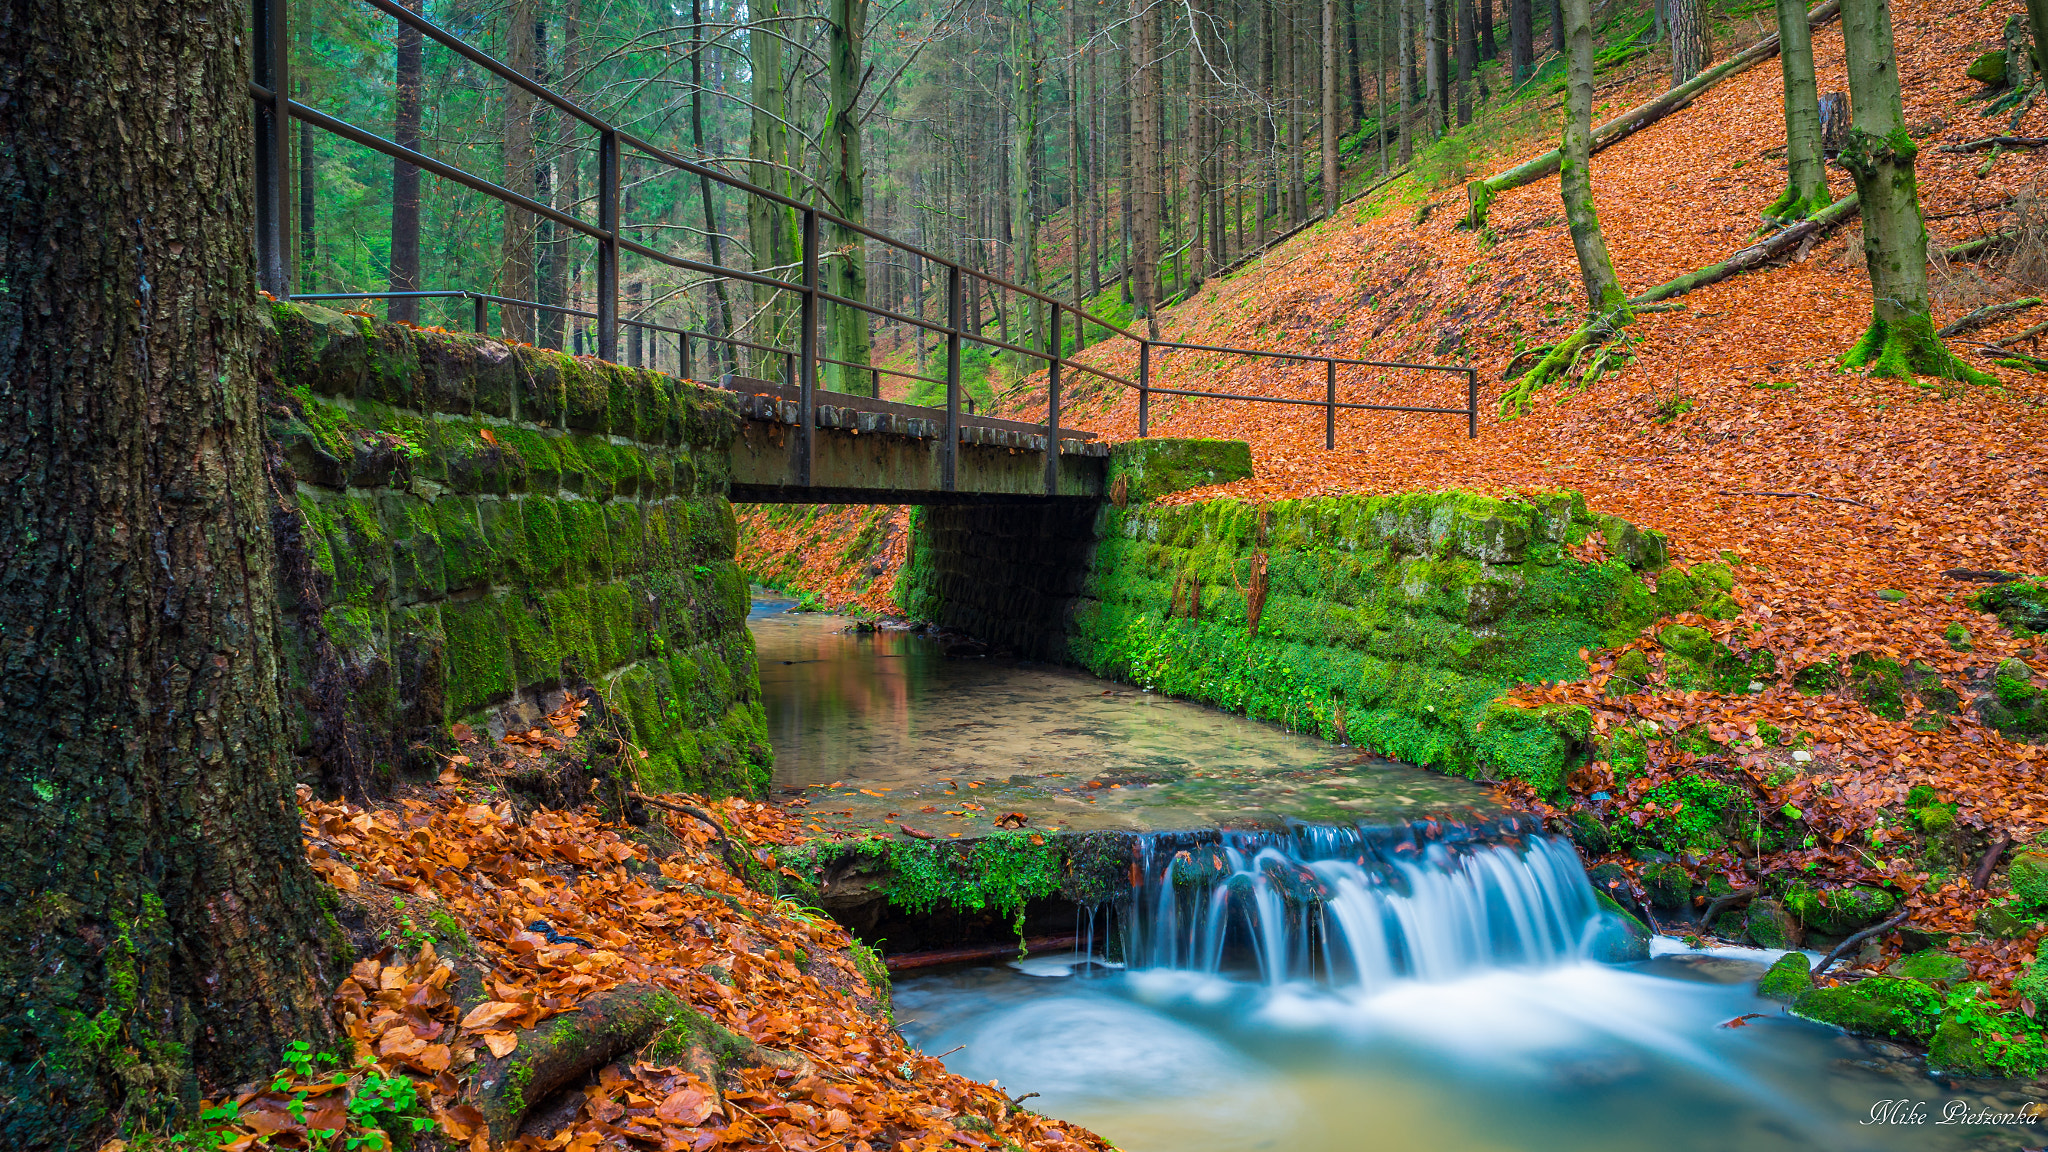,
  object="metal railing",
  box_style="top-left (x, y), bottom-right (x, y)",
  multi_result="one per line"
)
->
top-left (249, 0), bottom-right (1478, 498)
